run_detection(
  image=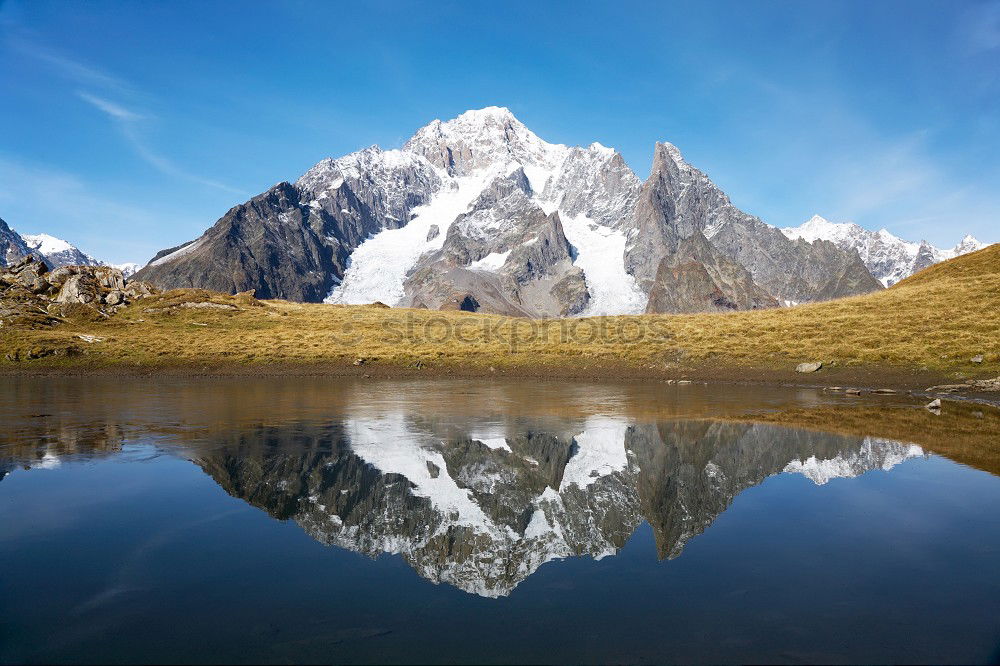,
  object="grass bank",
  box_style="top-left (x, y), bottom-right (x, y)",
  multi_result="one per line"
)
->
top-left (2, 244), bottom-right (998, 386)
